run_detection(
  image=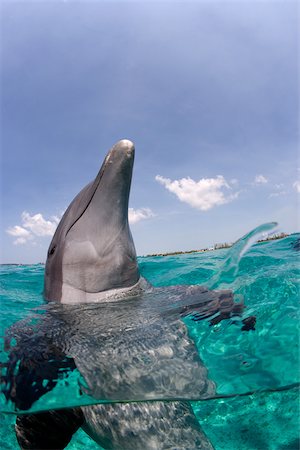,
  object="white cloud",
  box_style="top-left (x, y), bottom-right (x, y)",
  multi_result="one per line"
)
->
top-left (13, 237), bottom-right (28, 246)
top-left (6, 225), bottom-right (31, 238)
top-left (253, 174), bottom-right (268, 185)
top-left (21, 212), bottom-right (60, 236)
top-left (293, 180), bottom-right (300, 193)
top-left (155, 174), bottom-right (238, 211)
top-left (128, 207), bottom-right (155, 224)
top-left (6, 212), bottom-right (60, 245)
